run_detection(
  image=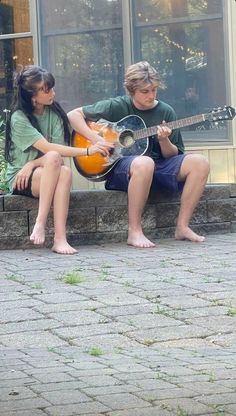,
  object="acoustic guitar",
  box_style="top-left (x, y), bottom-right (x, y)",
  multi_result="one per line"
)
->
top-left (72, 105), bottom-right (235, 182)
